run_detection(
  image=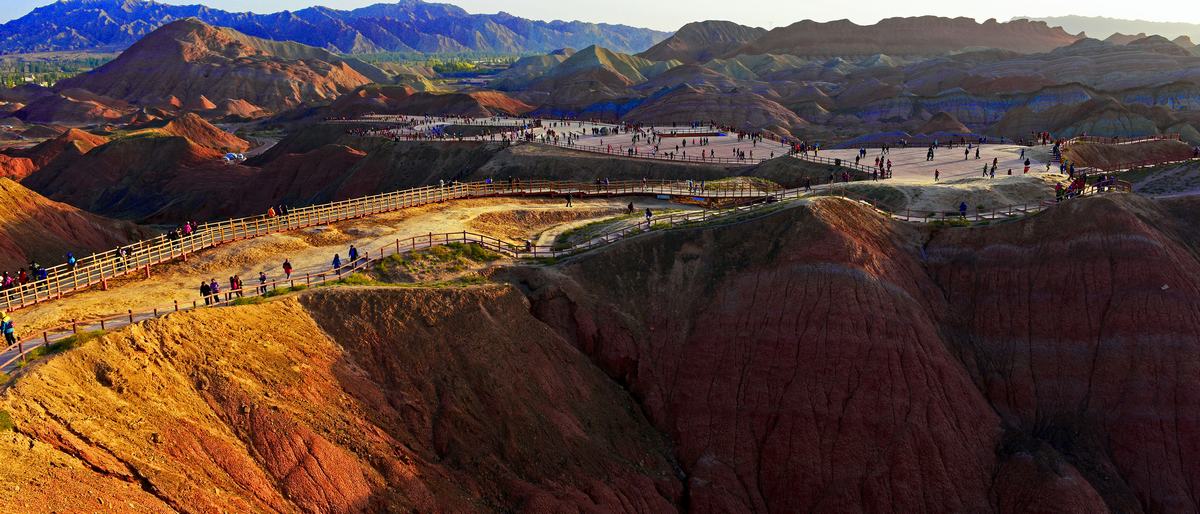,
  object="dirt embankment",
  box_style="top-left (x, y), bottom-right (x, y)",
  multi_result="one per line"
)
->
top-left (0, 287), bottom-right (680, 512)
top-left (1063, 139), bottom-right (1196, 169)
